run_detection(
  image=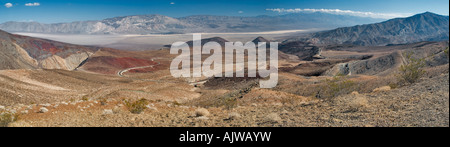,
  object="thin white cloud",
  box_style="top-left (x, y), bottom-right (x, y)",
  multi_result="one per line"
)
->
top-left (170, 2), bottom-right (175, 5)
top-left (5, 3), bottom-right (13, 8)
top-left (266, 8), bottom-right (411, 19)
top-left (238, 11), bottom-right (244, 14)
top-left (25, 2), bottom-right (40, 6)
